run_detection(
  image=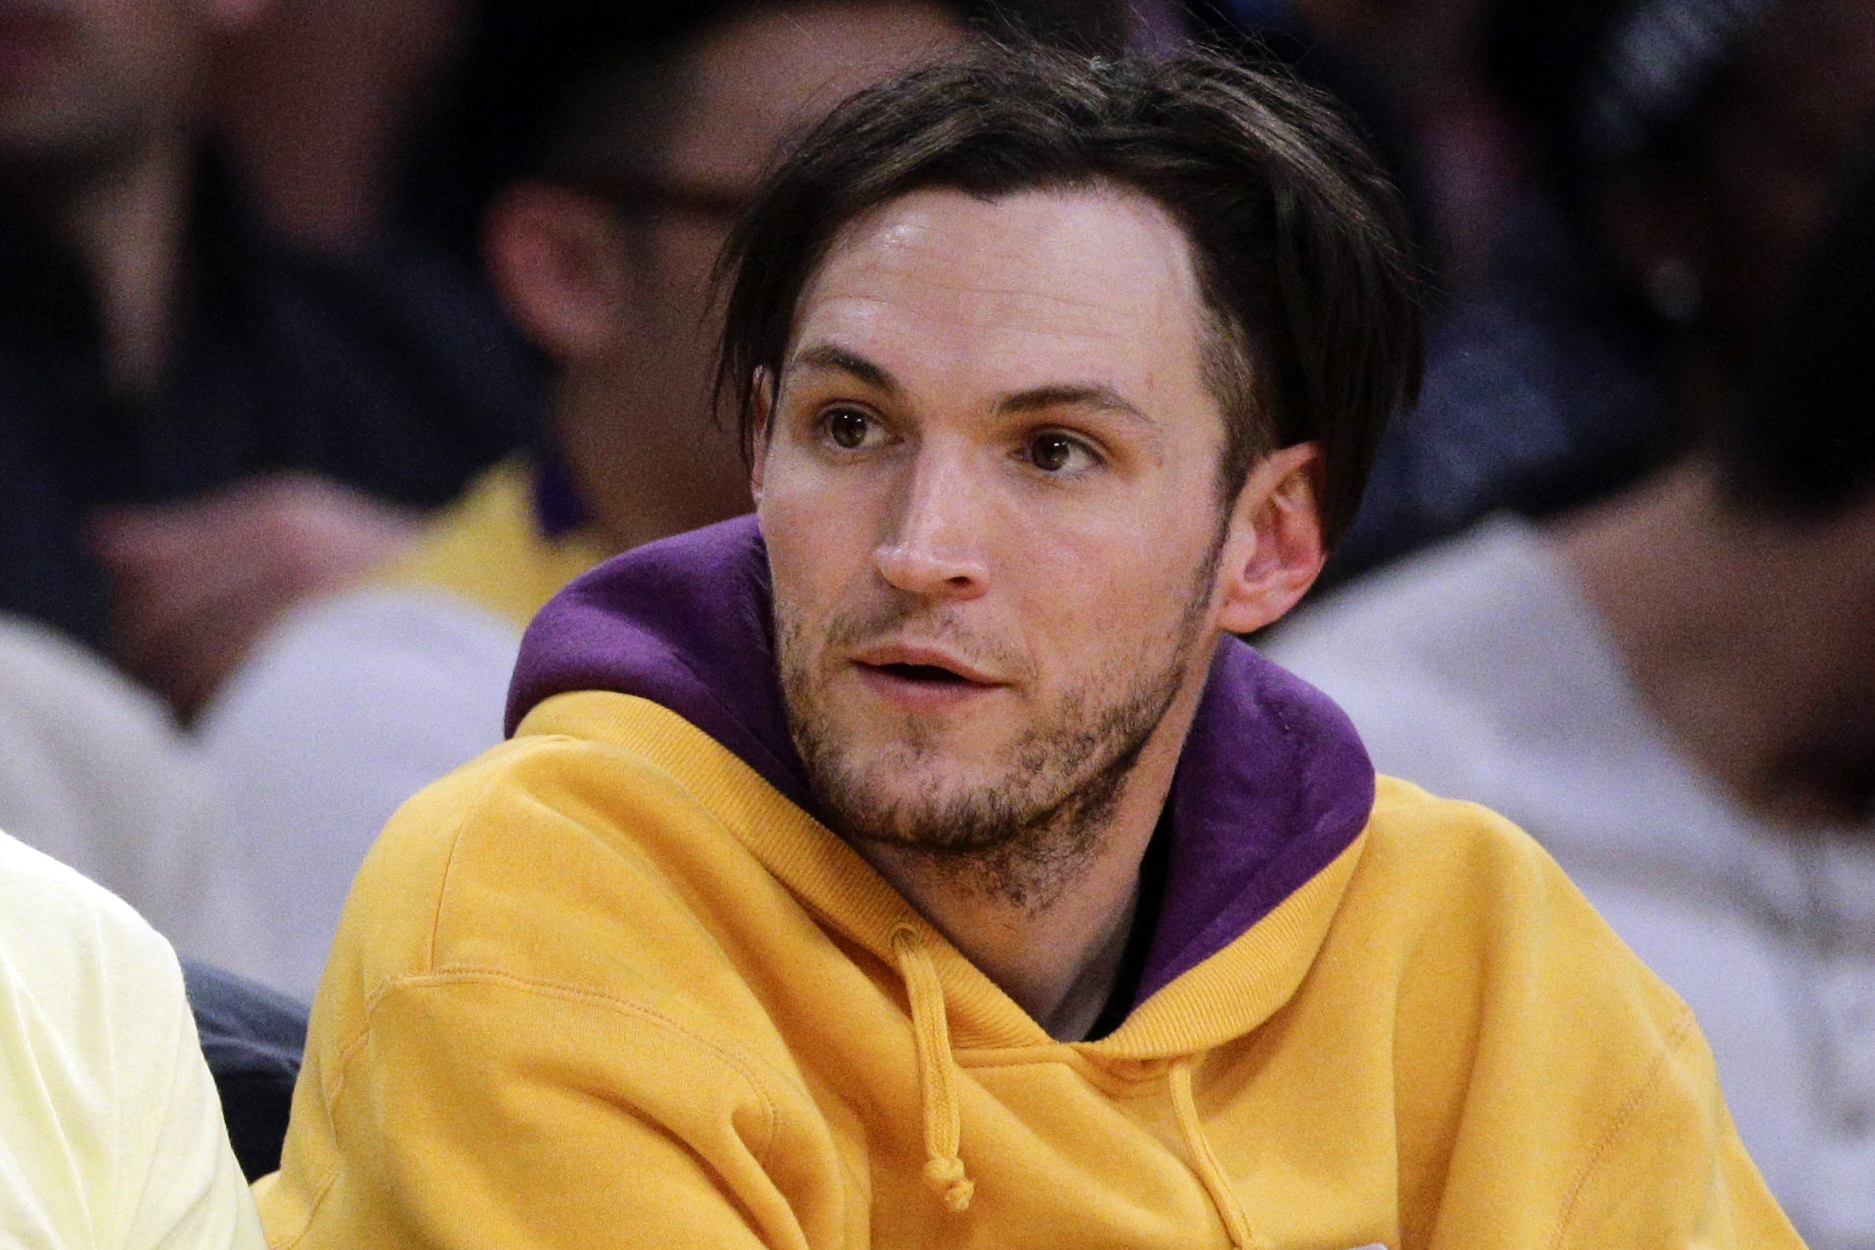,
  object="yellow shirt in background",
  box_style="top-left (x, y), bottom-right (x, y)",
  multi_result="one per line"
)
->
top-left (0, 828), bottom-right (265, 1249)
top-left (372, 457), bottom-right (612, 631)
